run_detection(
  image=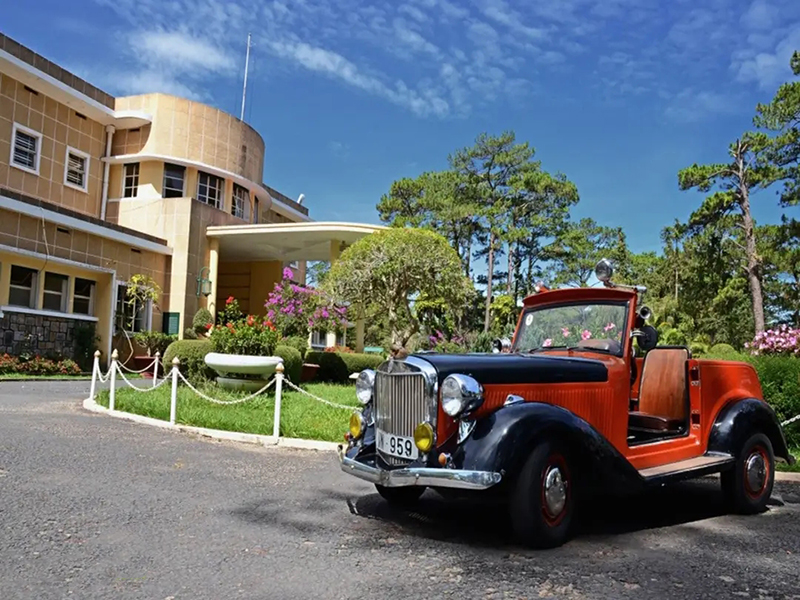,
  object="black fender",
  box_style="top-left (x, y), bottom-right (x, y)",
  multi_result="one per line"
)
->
top-left (708, 398), bottom-right (794, 464)
top-left (452, 402), bottom-right (645, 493)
